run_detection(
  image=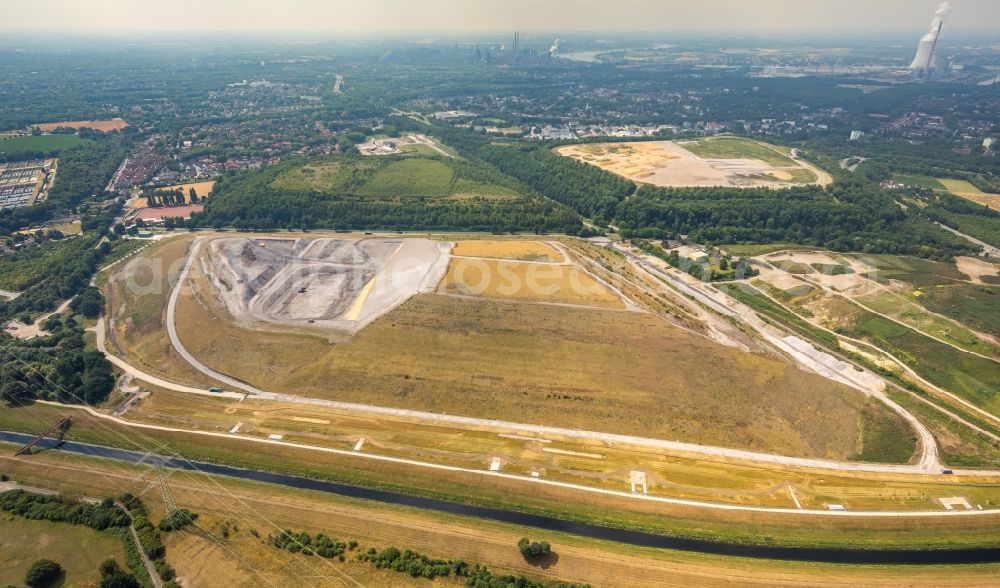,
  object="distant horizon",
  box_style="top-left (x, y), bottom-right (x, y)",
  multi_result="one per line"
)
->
top-left (2, 0), bottom-right (999, 35)
top-left (0, 29), bottom-right (997, 45)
